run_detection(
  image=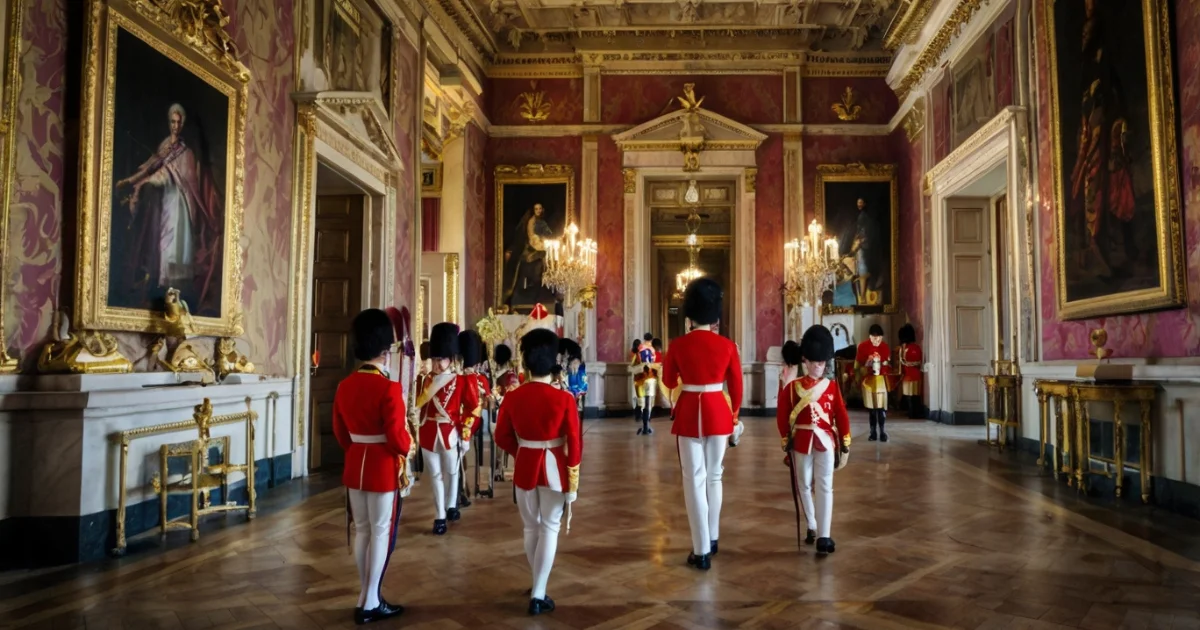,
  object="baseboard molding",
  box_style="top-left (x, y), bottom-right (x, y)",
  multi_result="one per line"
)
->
top-left (930, 410), bottom-right (986, 426)
top-left (0, 454), bottom-right (294, 569)
top-left (583, 407), bottom-right (774, 418)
